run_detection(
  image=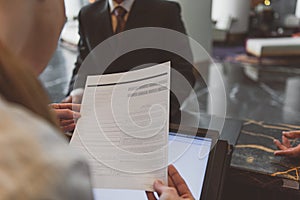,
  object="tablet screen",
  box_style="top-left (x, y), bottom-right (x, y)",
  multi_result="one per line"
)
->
top-left (93, 132), bottom-right (212, 200)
